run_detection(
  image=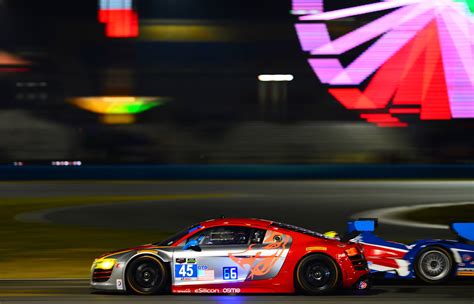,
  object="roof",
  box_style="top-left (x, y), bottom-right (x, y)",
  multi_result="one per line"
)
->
top-left (200, 218), bottom-right (273, 229)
